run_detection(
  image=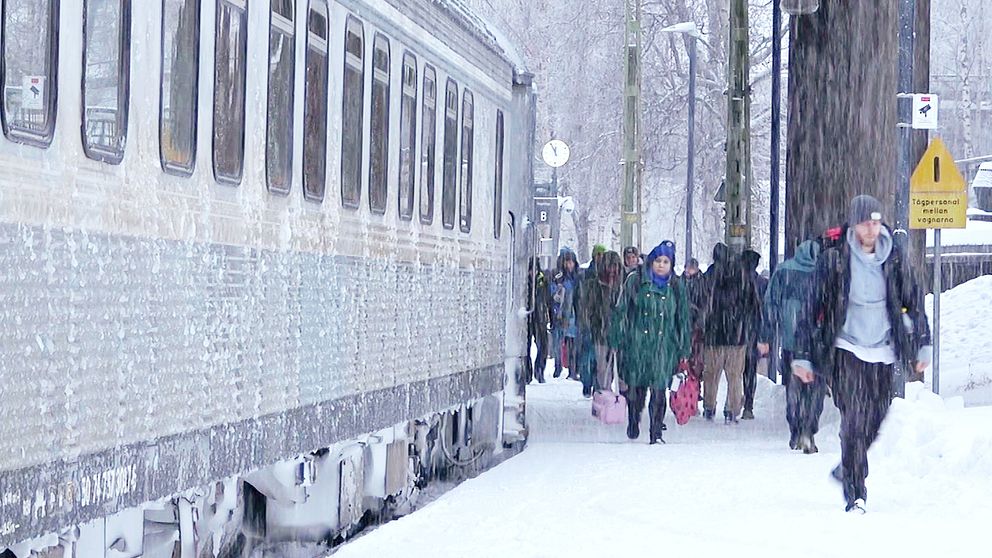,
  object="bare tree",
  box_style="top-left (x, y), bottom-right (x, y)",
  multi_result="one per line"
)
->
top-left (466, 0), bottom-right (779, 264)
